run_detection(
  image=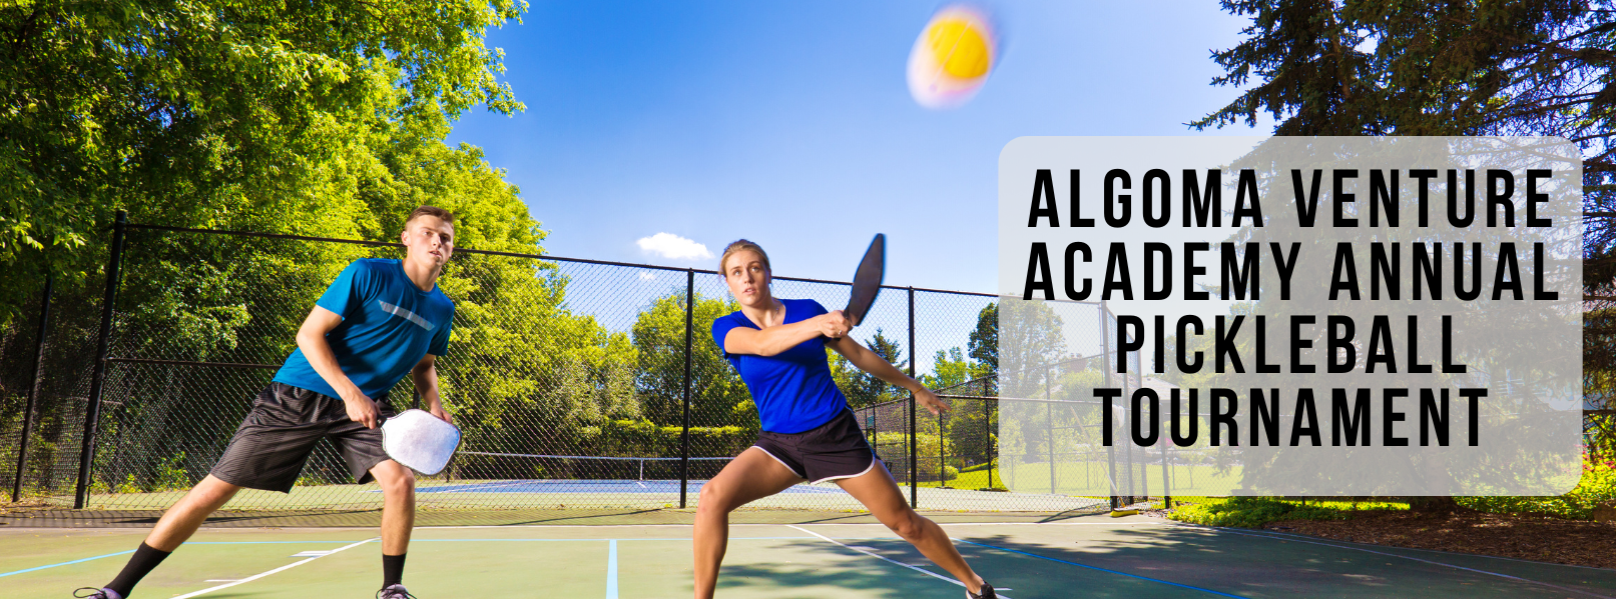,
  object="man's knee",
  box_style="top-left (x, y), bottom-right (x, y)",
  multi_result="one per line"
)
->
top-left (188, 475), bottom-right (240, 507)
top-left (374, 463), bottom-right (416, 496)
